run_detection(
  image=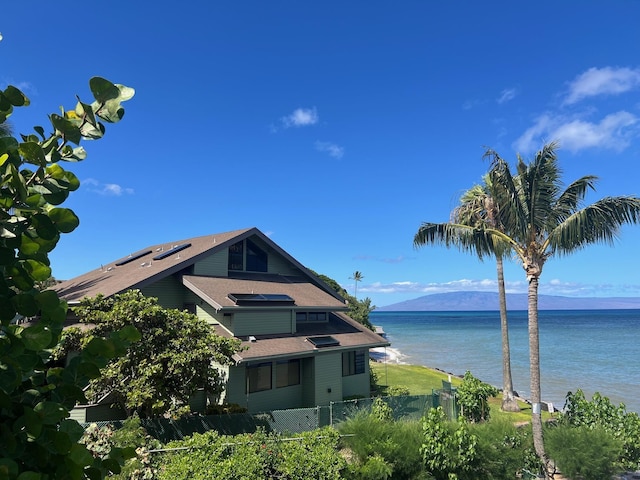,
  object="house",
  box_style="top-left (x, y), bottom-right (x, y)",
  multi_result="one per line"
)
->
top-left (55, 227), bottom-right (389, 416)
